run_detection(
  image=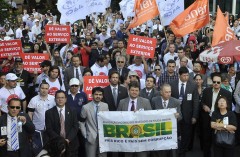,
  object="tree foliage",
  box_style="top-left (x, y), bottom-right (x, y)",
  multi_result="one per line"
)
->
top-left (0, 0), bottom-right (11, 26)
